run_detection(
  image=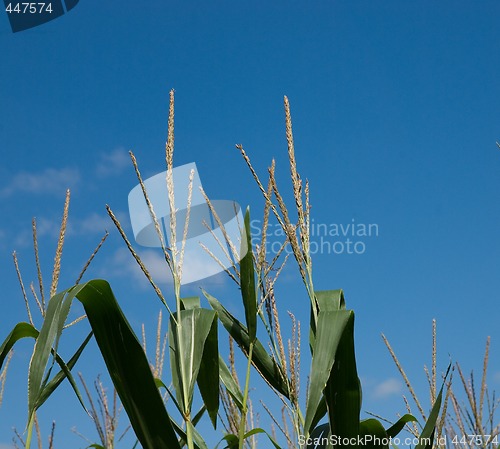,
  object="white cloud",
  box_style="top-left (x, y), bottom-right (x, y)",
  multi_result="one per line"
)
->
top-left (0, 443), bottom-right (14, 449)
top-left (11, 212), bottom-right (115, 249)
top-left (102, 247), bottom-right (174, 289)
top-left (12, 216), bottom-right (62, 248)
top-left (0, 168), bottom-right (80, 197)
top-left (95, 148), bottom-right (131, 177)
top-left (373, 378), bottom-right (403, 399)
top-left (77, 212), bottom-right (113, 235)
top-left (101, 246), bottom-right (230, 290)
